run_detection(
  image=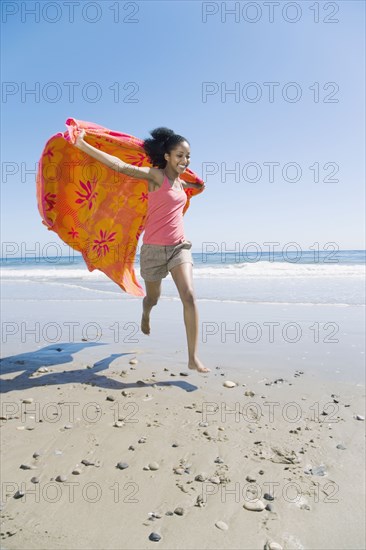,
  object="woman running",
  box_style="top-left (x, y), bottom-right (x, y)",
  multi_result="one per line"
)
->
top-left (75, 126), bottom-right (210, 373)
